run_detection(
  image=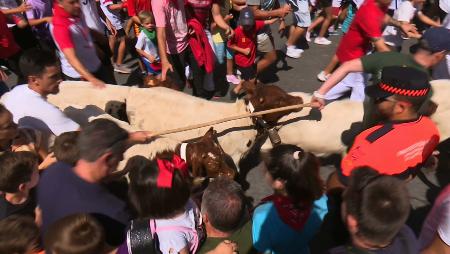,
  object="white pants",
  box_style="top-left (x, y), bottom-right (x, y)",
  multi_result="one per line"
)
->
top-left (325, 72), bottom-right (368, 102)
